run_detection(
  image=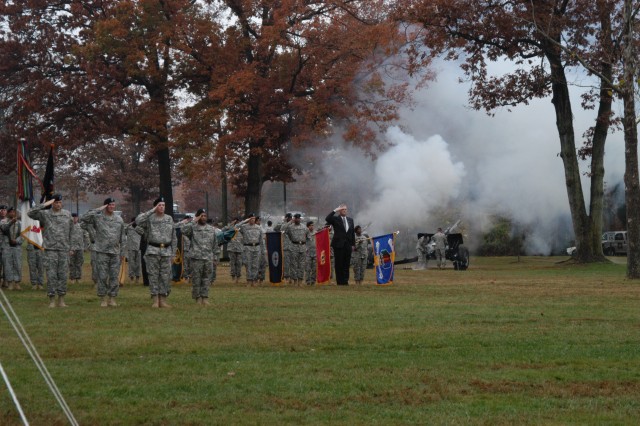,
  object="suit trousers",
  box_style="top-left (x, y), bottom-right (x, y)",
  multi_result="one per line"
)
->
top-left (333, 246), bottom-right (352, 285)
